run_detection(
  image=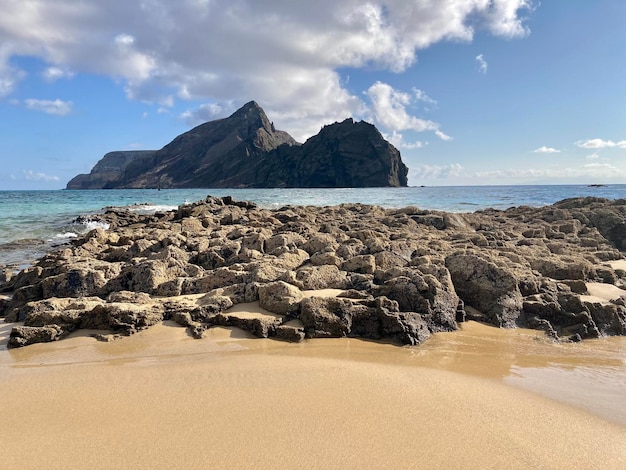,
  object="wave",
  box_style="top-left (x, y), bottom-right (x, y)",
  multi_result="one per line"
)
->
top-left (127, 204), bottom-right (178, 214)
